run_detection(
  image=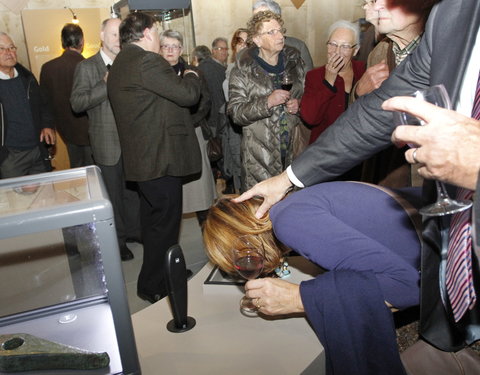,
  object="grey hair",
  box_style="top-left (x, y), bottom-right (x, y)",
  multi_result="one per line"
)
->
top-left (192, 45), bottom-right (211, 63)
top-left (0, 32), bottom-right (13, 42)
top-left (212, 37), bottom-right (228, 48)
top-left (327, 20), bottom-right (360, 47)
top-left (252, 0), bottom-right (282, 15)
top-left (160, 29), bottom-right (183, 47)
